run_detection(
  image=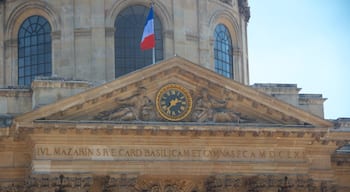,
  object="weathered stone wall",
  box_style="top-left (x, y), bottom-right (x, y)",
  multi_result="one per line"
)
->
top-left (252, 83), bottom-right (326, 118)
top-left (31, 78), bottom-right (92, 109)
top-left (0, 88), bottom-right (32, 115)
